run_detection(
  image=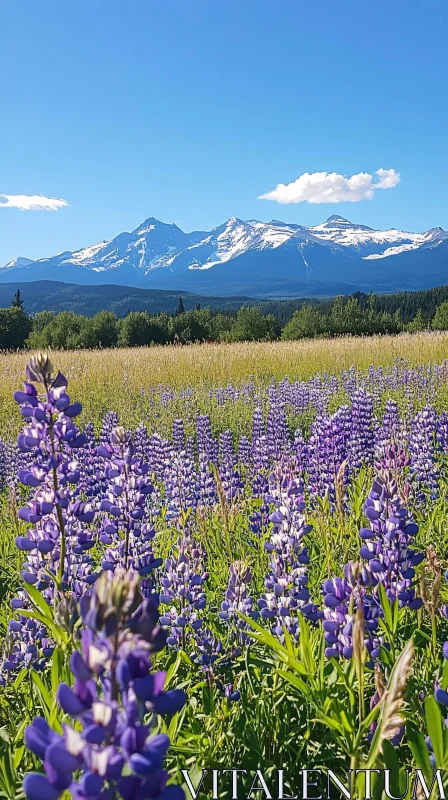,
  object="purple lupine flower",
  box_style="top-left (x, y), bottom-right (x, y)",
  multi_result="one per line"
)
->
top-left (375, 399), bottom-right (402, 460)
top-left (266, 393), bottom-right (290, 462)
top-left (74, 423), bottom-right (107, 506)
top-left (160, 386), bottom-right (175, 407)
top-left (99, 410), bottom-right (119, 445)
top-left (408, 406), bottom-right (439, 501)
top-left (23, 570), bottom-right (186, 800)
top-left (192, 625), bottom-right (223, 669)
top-left (219, 430), bottom-right (235, 467)
top-left (2, 357), bottom-right (103, 678)
top-left (238, 436), bottom-right (251, 469)
top-left (342, 365), bottom-right (357, 398)
top-left (196, 415), bottom-right (218, 465)
top-left (147, 433), bottom-right (168, 483)
top-left (216, 682), bottom-right (241, 703)
top-left (196, 457), bottom-right (218, 508)
top-left (322, 572), bottom-right (355, 659)
top-left (0, 436), bottom-right (6, 491)
top-left (252, 433), bottom-right (271, 473)
top-left (251, 406), bottom-right (265, 448)
top-left (163, 448), bottom-right (197, 523)
top-left (321, 467), bottom-right (423, 663)
top-left (321, 563), bottom-right (381, 662)
top-left (13, 355), bottom-right (97, 595)
top-left (258, 468), bottom-right (318, 640)
top-left (307, 410), bottom-right (348, 507)
top-left (172, 419), bottom-right (185, 453)
top-left (437, 410), bottom-right (448, 456)
top-left (375, 444), bottom-right (410, 476)
top-left (134, 423), bottom-right (152, 464)
top-left (97, 426), bottom-right (162, 596)
top-left (249, 472), bottom-right (270, 540)
top-left (360, 472), bottom-right (424, 611)
top-left (219, 561), bottom-right (257, 646)
top-left (215, 429), bottom-right (243, 503)
top-left (185, 435), bottom-right (196, 463)
top-left (159, 535), bottom-right (208, 654)
top-left (348, 389), bottom-right (374, 470)
top-left (290, 381), bottom-right (310, 416)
